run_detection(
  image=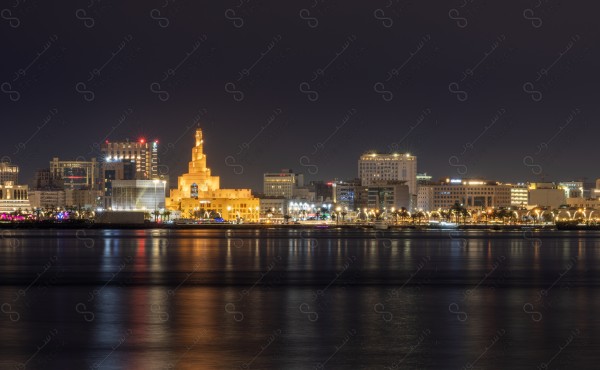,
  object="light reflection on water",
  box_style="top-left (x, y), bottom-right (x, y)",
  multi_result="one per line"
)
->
top-left (0, 229), bottom-right (599, 369)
